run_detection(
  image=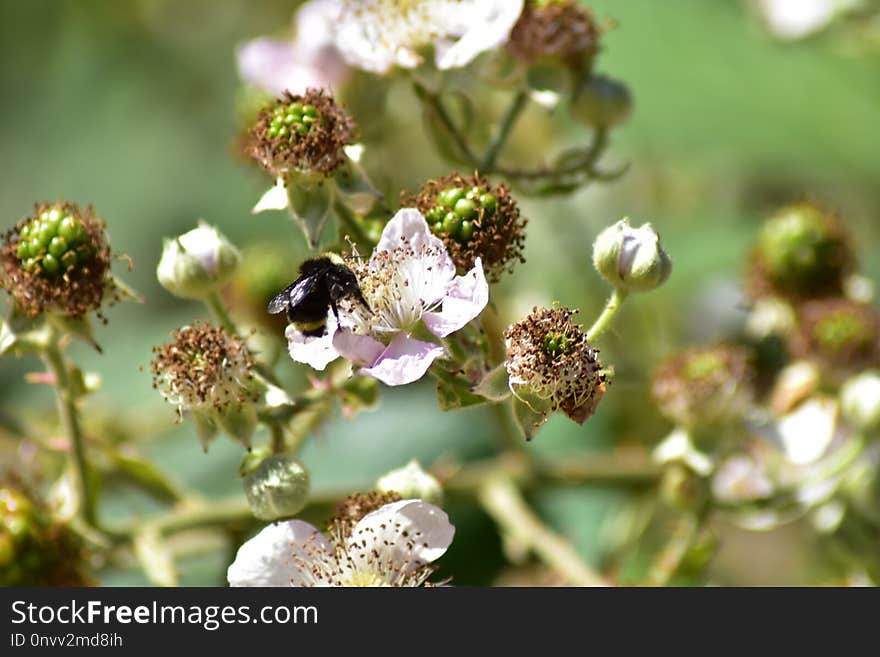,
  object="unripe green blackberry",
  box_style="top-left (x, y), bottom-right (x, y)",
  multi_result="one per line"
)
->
top-left (790, 299), bottom-right (880, 379)
top-left (1, 201), bottom-right (115, 318)
top-left (651, 345), bottom-right (755, 431)
top-left (0, 480), bottom-right (91, 586)
top-left (404, 173), bottom-right (526, 282)
top-left (747, 202), bottom-right (854, 301)
top-left (246, 88), bottom-right (355, 178)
